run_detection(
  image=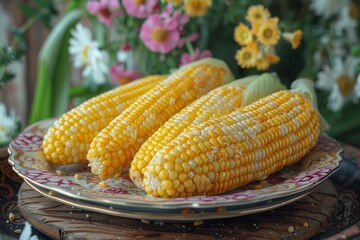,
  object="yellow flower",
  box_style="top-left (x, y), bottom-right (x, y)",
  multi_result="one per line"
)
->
top-left (246, 41), bottom-right (259, 51)
top-left (246, 5), bottom-right (270, 24)
top-left (235, 47), bottom-right (258, 69)
top-left (255, 58), bottom-right (270, 71)
top-left (256, 18), bottom-right (281, 46)
top-left (255, 45), bottom-right (280, 70)
top-left (252, 17), bottom-right (278, 35)
top-left (166, 0), bottom-right (183, 6)
top-left (282, 30), bottom-right (303, 49)
top-left (265, 54), bottom-right (280, 64)
top-left (234, 23), bottom-right (253, 46)
top-left (184, 0), bottom-right (212, 17)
